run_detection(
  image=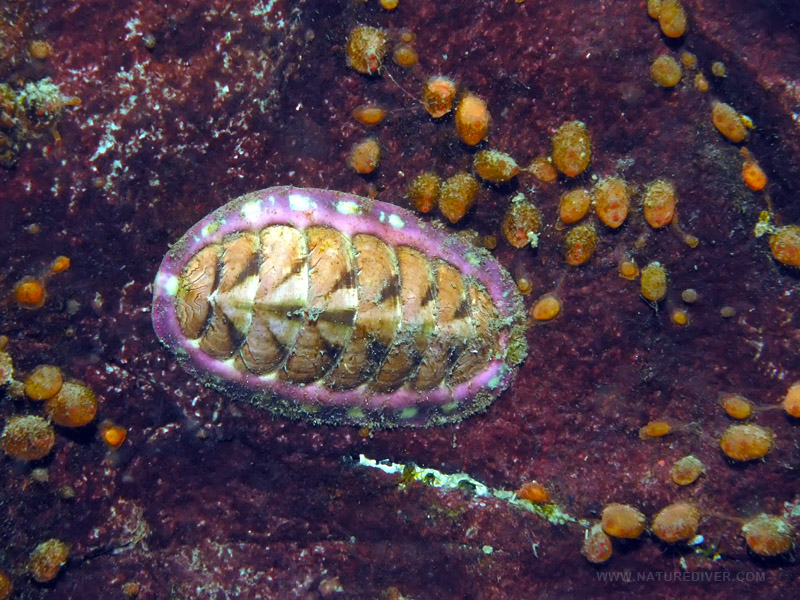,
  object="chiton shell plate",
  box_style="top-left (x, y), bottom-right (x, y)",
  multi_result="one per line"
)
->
top-left (152, 186), bottom-right (526, 427)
